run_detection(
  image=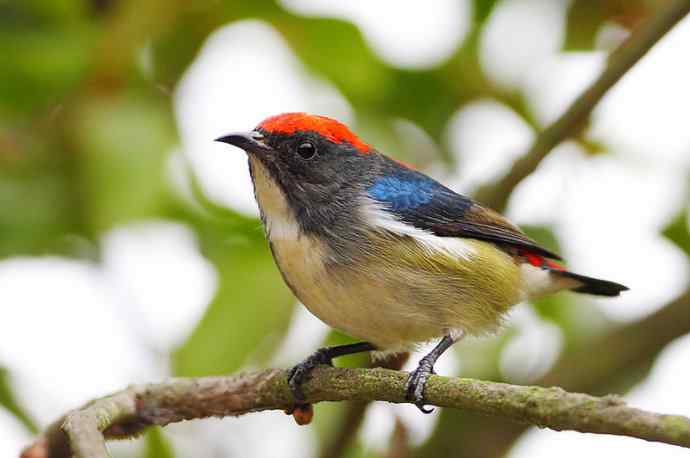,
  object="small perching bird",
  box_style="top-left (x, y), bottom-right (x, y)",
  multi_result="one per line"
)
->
top-left (216, 113), bottom-right (628, 412)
